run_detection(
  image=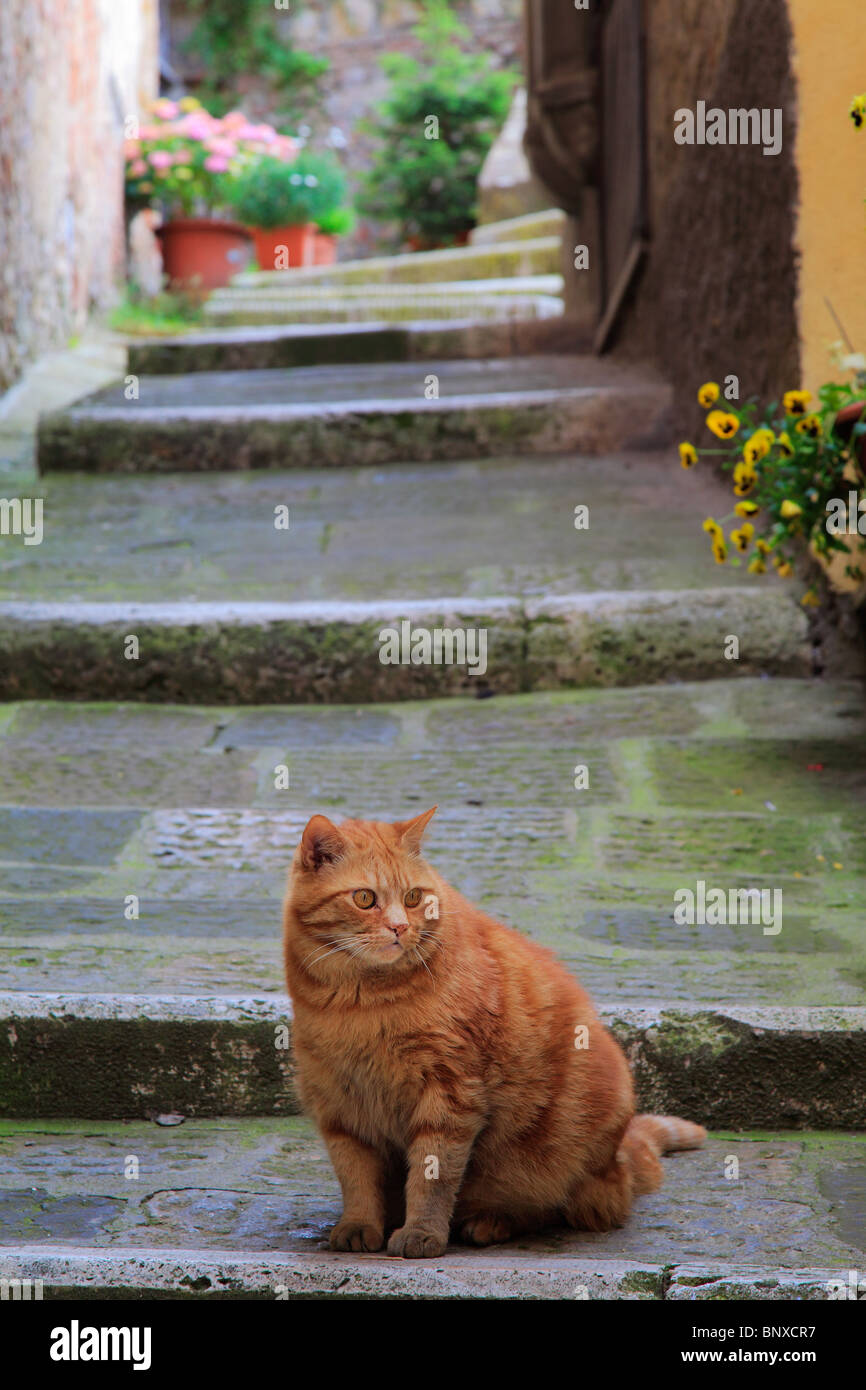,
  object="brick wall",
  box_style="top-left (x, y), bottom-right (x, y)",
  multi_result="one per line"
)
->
top-left (0, 0), bottom-right (159, 394)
